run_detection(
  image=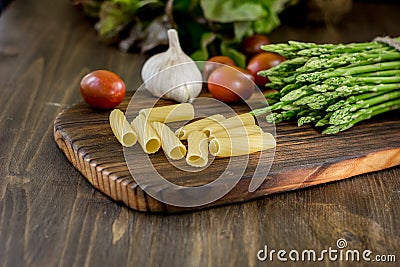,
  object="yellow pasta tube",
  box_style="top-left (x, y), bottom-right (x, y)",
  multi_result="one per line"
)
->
top-left (175, 114), bottom-right (226, 140)
top-left (109, 109), bottom-right (137, 147)
top-left (186, 131), bottom-right (208, 167)
top-left (139, 103), bottom-right (194, 123)
top-left (131, 114), bottom-right (161, 154)
top-left (209, 124), bottom-right (263, 139)
top-left (203, 113), bottom-right (255, 137)
top-left (151, 121), bottom-right (186, 160)
top-left (209, 131), bottom-right (275, 157)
